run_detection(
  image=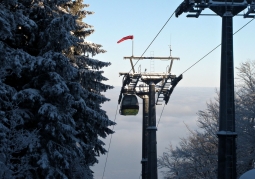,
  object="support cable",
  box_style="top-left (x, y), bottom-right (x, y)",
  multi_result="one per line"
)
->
top-left (157, 103), bottom-right (166, 128)
top-left (181, 44), bottom-right (221, 74)
top-left (102, 104), bottom-right (119, 179)
top-left (139, 165), bottom-right (142, 179)
top-left (156, 18), bottom-right (254, 128)
top-left (104, 10), bottom-right (175, 179)
top-left (102, 13), bottom-right (254, 179)
top-left (181, 18), bottom-right (254, 75)
top-left (128, 11), bottom-right (175, 73)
